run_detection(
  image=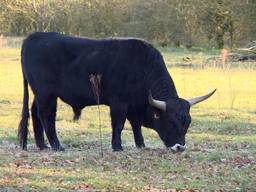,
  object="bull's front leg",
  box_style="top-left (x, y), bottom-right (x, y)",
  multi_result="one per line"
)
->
top-left (110, 101), bottom-right (128, 151)
top-left (131, 123), bottom-right (145, 148)
top-left (127, 114), bottom-right (145, 148)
